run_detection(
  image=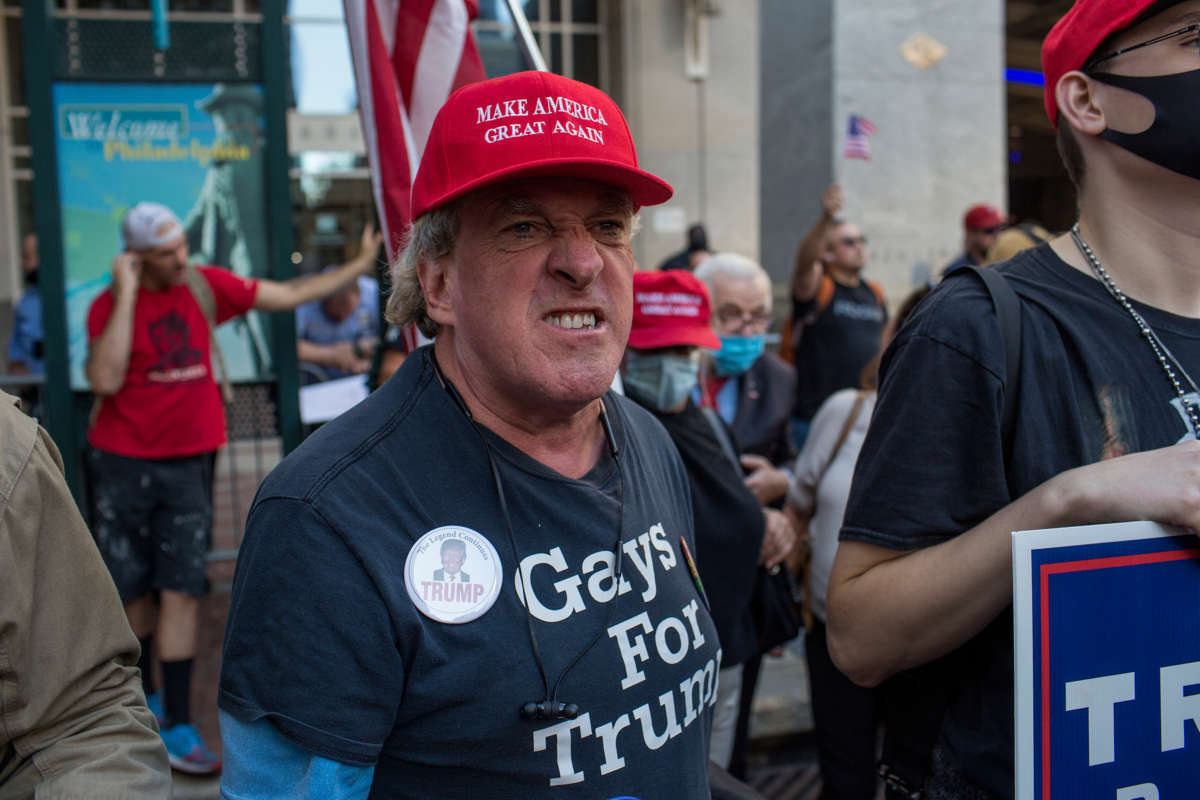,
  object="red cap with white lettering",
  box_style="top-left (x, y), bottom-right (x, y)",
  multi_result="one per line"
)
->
top-left (629, 270), bottom-right (721, 351)
top-left (411, 71), bottom-right (673, 219)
